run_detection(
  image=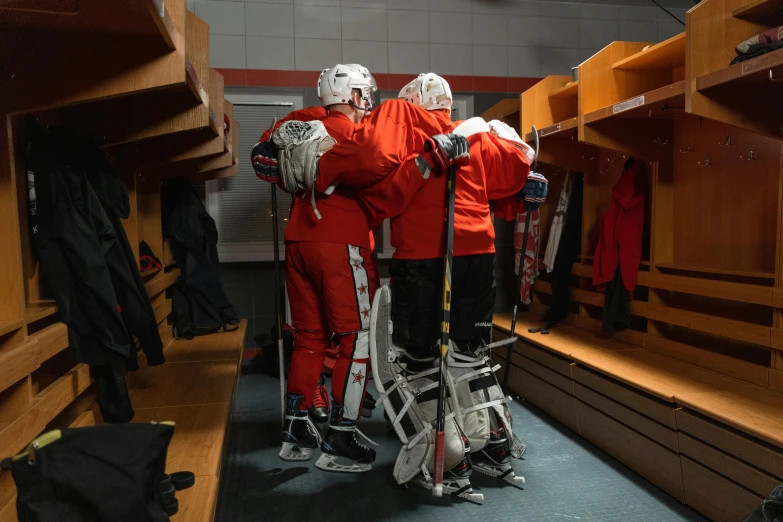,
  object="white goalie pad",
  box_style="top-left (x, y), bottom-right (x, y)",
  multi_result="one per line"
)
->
top-left (447, 347), bottom-right (525, 460)
top-left (487, 119), bottom-right (536, 164)
top-left (272, 120), bottom-right (337, 219)
top-left (452, 116), bottom-right (491, 138)
top-left (369, 285), bottom-right (466, 485)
